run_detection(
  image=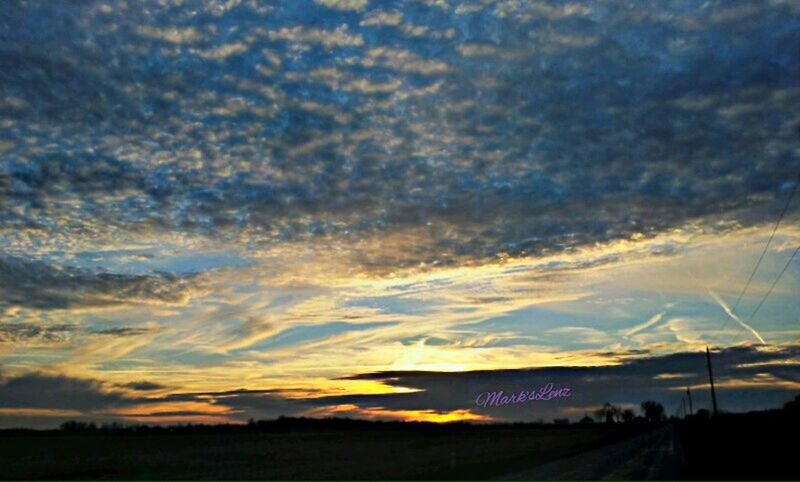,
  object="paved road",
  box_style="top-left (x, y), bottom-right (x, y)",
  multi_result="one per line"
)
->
top-left (495, 425), bottom-right (685, 480)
